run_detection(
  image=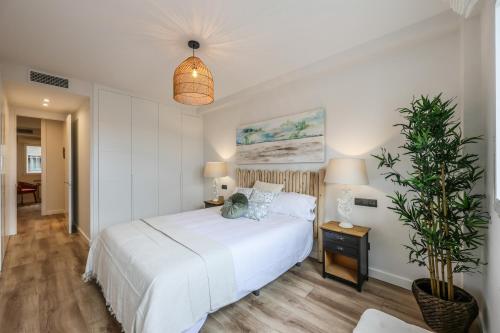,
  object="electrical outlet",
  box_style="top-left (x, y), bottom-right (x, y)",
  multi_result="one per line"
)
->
top-left (354, 198), bottom-right (377, 208)
top-left (221, 184), bottom-right (227, 190)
